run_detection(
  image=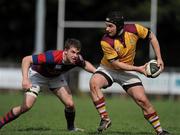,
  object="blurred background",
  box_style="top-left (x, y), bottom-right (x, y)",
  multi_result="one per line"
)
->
top-left (0, 0), bottom-right (180, 97)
